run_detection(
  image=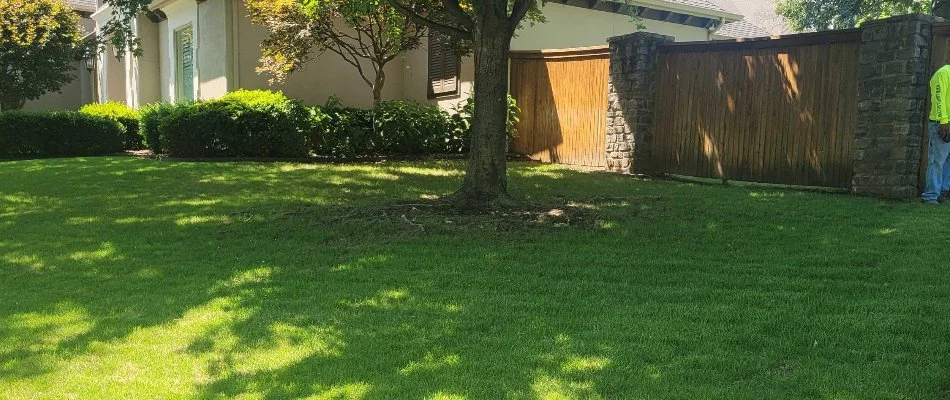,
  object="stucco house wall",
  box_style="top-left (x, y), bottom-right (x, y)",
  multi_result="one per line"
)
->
top-left (22, 61), bottom-right (91, 111)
